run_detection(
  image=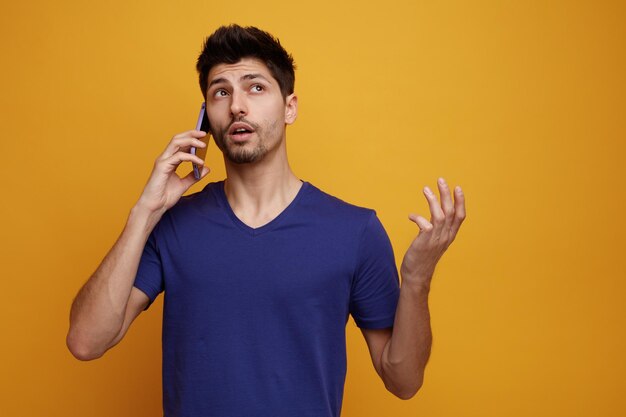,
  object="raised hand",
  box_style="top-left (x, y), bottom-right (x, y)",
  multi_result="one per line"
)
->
top-left (136, 130), bottom-right (210, 216)
top-left (400, 177), bottom-right (466, 285)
